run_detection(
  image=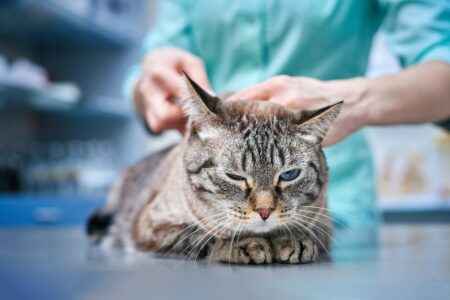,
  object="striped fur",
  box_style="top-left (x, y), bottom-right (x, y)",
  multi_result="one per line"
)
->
top-left (88, 76), bottom-right (342, 264)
